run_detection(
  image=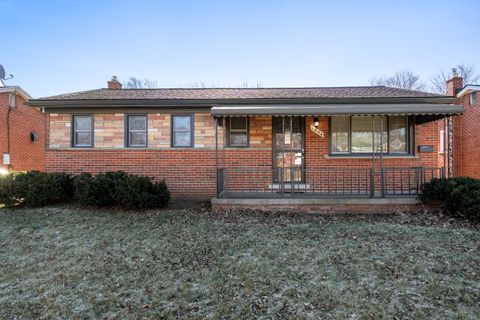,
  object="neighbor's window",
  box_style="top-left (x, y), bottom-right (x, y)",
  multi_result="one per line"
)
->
top-left (172, 115), bottom-right (193, 147)
top-left (471, 92), bottom-right (477, 106)
top-left (73, 115), bottom-right (93, 147)
top-left (127, 115), bottom-right (147, 147)
top-left (228, 117), bottom-right (249, 147)
top-left (330, 115), bottom-right (410, 155)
